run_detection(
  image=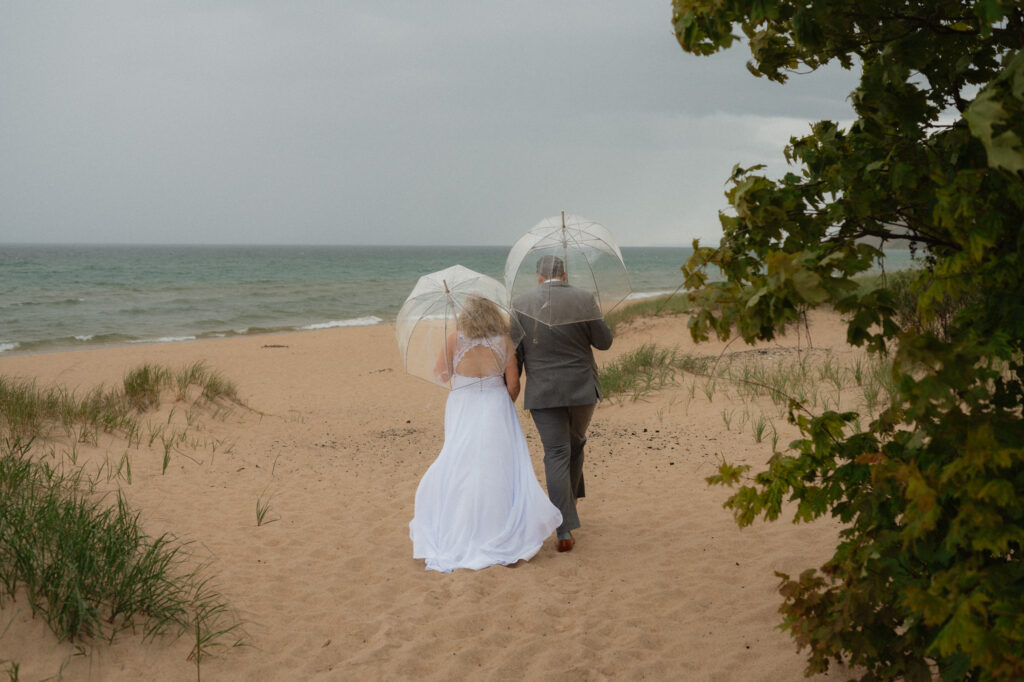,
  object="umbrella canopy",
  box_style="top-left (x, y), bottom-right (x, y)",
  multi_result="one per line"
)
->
top-left (504, 212), bottom-right (631, 326)
top-left (395, 264), bottom-right (523, 390)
